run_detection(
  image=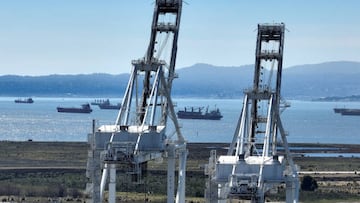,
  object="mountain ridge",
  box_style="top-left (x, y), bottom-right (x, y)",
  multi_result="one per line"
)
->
top-left (1, 61), bottom-right (360, 99)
